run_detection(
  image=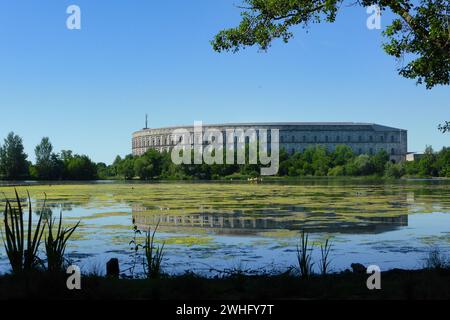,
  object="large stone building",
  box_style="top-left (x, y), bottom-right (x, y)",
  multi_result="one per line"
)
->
top-left (132, 122), bottom-right (408, 162)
